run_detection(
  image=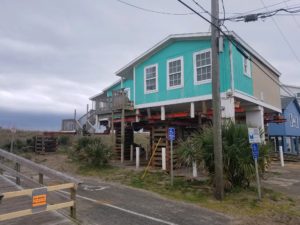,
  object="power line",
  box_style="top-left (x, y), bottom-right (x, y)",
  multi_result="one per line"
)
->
top-left (283, 0), bottom-right (300, 29)
top-left (116, 0), bottom-right (194, 15)
top-left (259, 0), bottom-right (300, 65)
top-left (176, 0), bottom-right (295, 98)
top-left (230, 0), bottom-right (297, 16)
top-left (221, 0), bottom-right (226, 23)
